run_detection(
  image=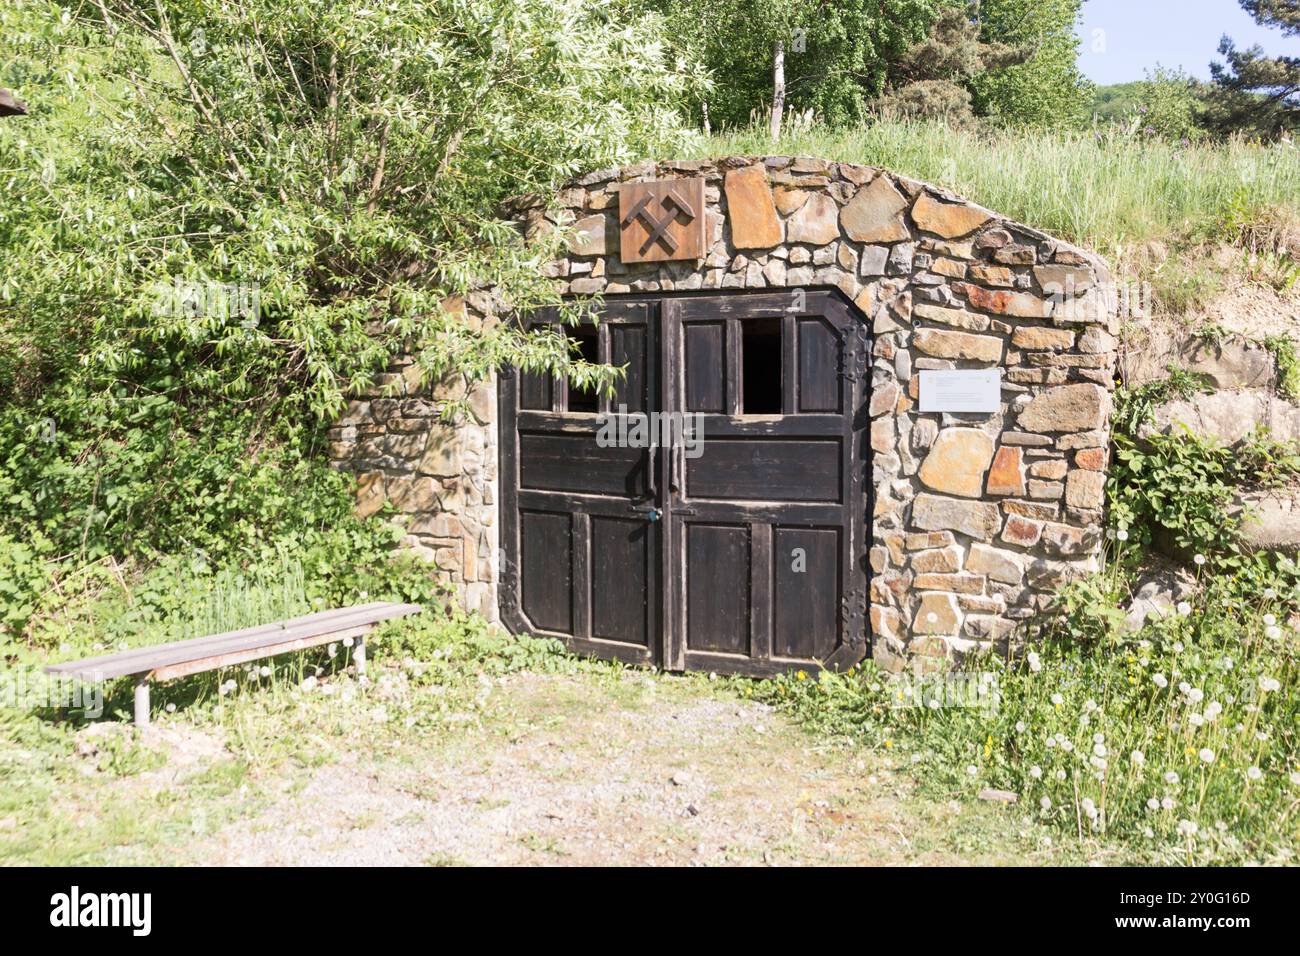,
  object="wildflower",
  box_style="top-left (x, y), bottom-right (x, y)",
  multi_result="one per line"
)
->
top-left (1263, 613), bottom-right (1276, 627)
top-left (1027, 651), bottom-right (1041, 673)
top-left (259, 666), bottom-right (271, 678)
top-left (1117, 529), bottom-right (1129, 542)
top-left (1290, 771), bottom-right (1300, 787)
top-left (1131, 750), bottom-right (1145, 766)
top-left (1176, 602), bottom-right (1191, 616)
top-left (1030, 766), bottom-right (1043, 779)
top-left (1050, 693), bottom-right (1064, 706)
top-left (1188, 713), bottom-right (1205, 727)
top-left (1015, 721), bottom-right (1026, 733)
top-left (1193, 554), bottom-right (1206, 567)
top-left (1264, 587), bottom-right (1277, 599)
top-left (1082, 798), bottom-right (1097, 819)
top-left (966, 765), bottom-right (978, 776)
top-left (1093, 742), bottom-right (1107, 758)
top-left (1258, 676), bottom-right (1281, 693)
top-left (1091, 757), bottom-right (1108, 771)
top-left (1205, 701), bottom-right (1222, 721)
top-left (165, 703), bottom-right (177, 714)
top-left (1199, 748), bottom-right (1216, 764)
top-left (1046, 737), bottom-right (1057, 748)
top-left (1177, 820), bottom-right (1198, 837)
top-left (1093, 733), bottom-right (1104, 744)
top-left (1146, 798), bottom-right (1159, 810)
top-left (1061, 739), bottom-right (1074, 753)
top-left (1143, 827), bottom-right (1154, 838)
top-left (1265, 626), bottom-right (1282, 639)
top-left (1161, 796), bottom-right (1176, 810)
top-left (1246, 766), bottom-right (1262, 781)
top-left (300, 676), bottom-right (318, 692)
top-left (1153, 673), bottom-right (1168, 688)
top-left (1040, 797), bottom-right (1051, 810)
top-left (343, 636), bottom-right (354, 648)
top-left (1056, 769), bottom-right (1067, 781)
top-left (1173, 642), bottom-right (1184, 653)
top-left (1084, 699), bottom-right (1097, 713)
top-left (328, 643), bottom-right (339, 658)
top-left (1187, 687), bottom-right (1204, 703)
top-left (1165, 771), bottom-right (1180, 785)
